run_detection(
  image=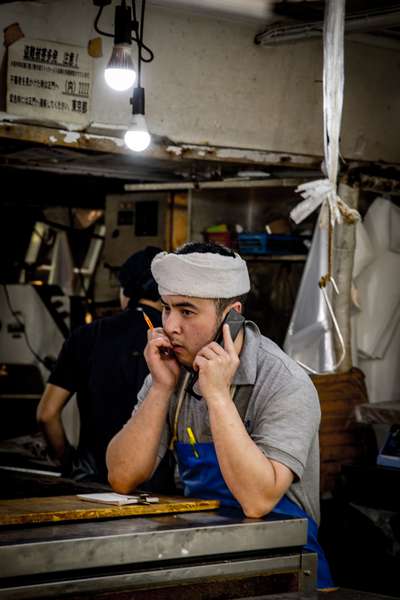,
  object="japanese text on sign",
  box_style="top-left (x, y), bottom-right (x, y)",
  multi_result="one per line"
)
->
top-left (7, 38), bottom-right (93, 126)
